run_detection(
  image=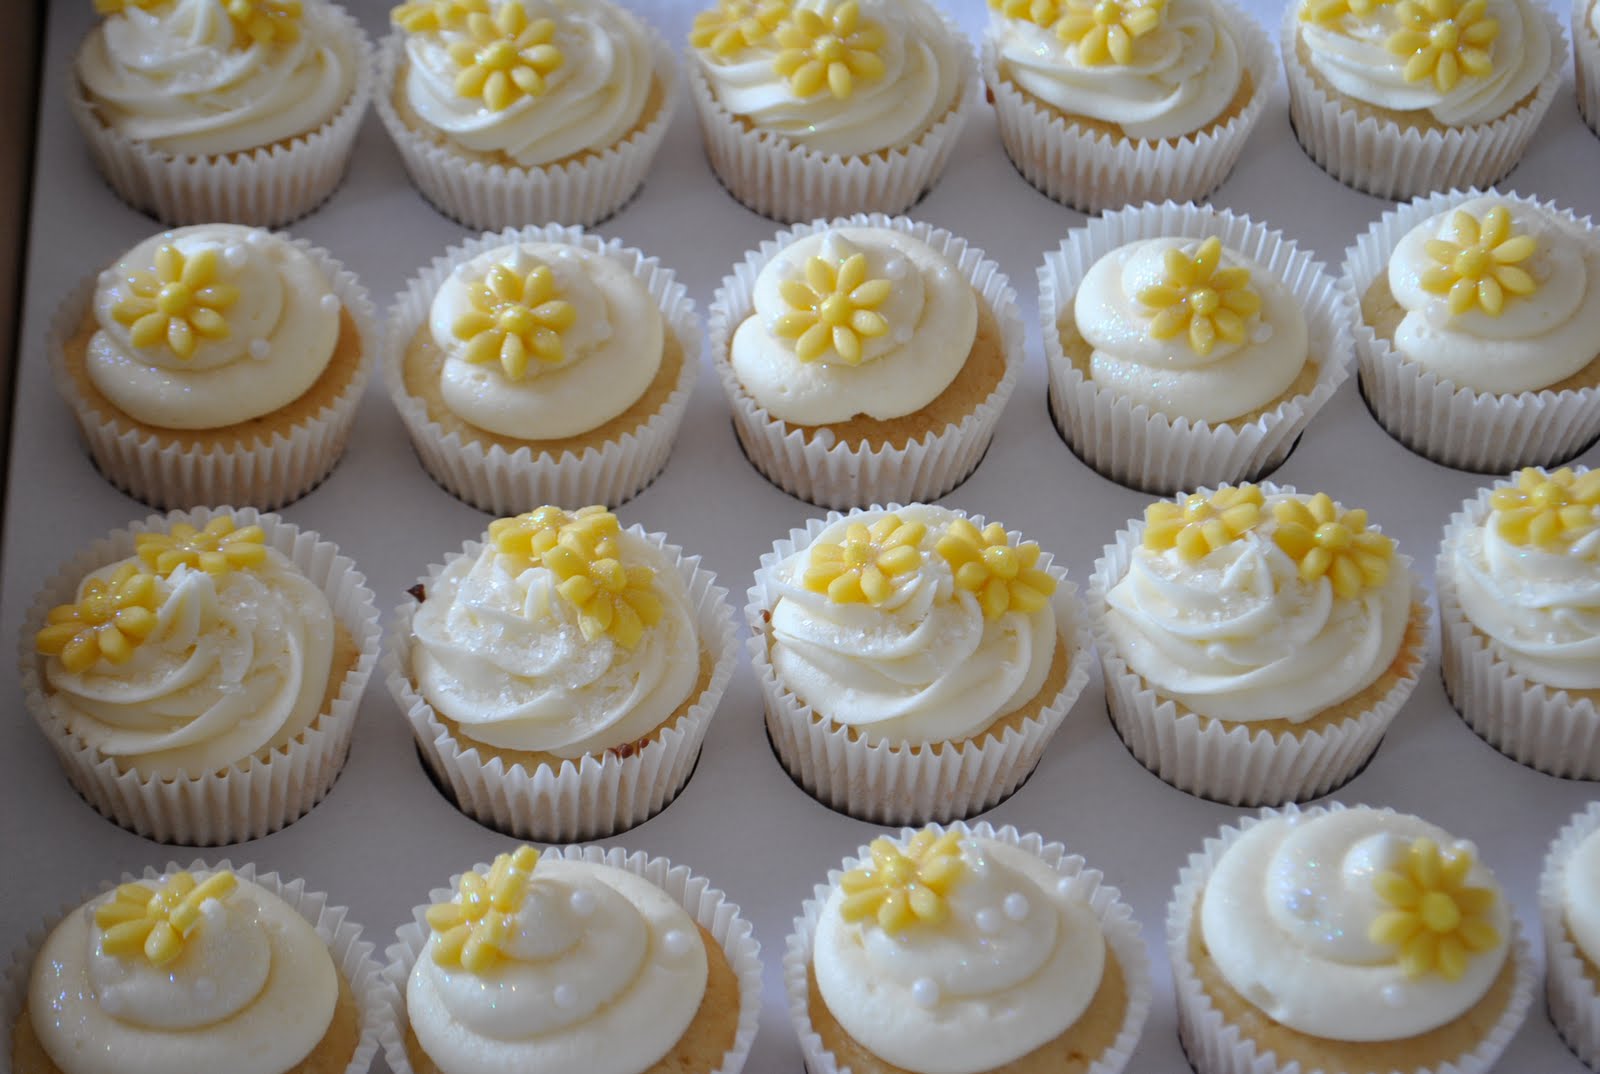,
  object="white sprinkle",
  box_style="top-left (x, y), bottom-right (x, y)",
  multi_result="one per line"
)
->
top-left (1381, 984), bottom-right (1405, 1007)
top-left (200, 897), bottom-right (225, 921)
top-left (223, 244), bottom-right (249, 269)
top-left (974, 908), bottom-right (1000, 934)
top-left (568, 890), bottom-right (596, 917)
top-left (1251, 323), bottom-right (1273, 344)
top-left (883, 257), bottom-right (907, 281)
top-left (910, 978), bottom-right (940, 1009)
top-left (662, 930), bottom-right (693, 957)
top-left (320, 294), bottom-right (340, 314)
top-left (246, 229), bottom-right (270, 247)
top-left (553, 983), bottom-right (577, 1009)
top-left (1002, 893), bottom-right (1029, 922)
top-left (249, 339), bottom-right (271, 360)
